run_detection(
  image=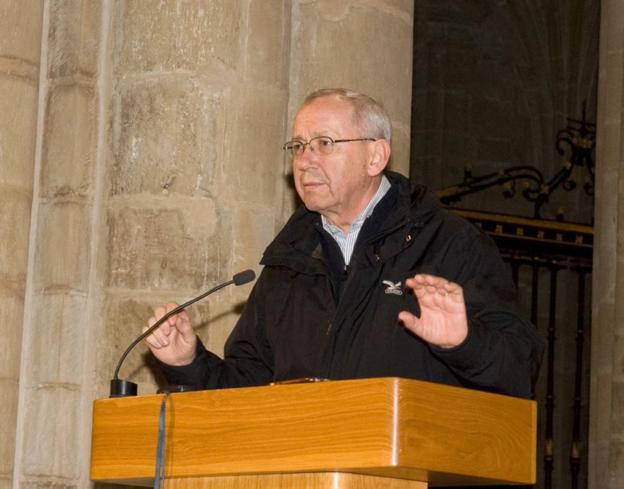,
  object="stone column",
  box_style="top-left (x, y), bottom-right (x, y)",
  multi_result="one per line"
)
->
top-left (10, 2), bottom-right (103, 489)
top-left (590, 0), bottom-right (624, 488)
top-left (7, 2), bottom-right (415, 488)
top-left (95, 0), bottom-right (292, 400)
top-left (0, 2), bottom-right (43, 489)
